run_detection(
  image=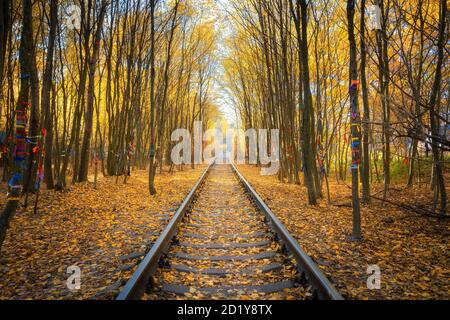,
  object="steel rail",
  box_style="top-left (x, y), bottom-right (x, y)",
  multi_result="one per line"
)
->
top-left (116, 162), bottom-right (214, 300)
top-left (230, 162), bottom-right (344, 300)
